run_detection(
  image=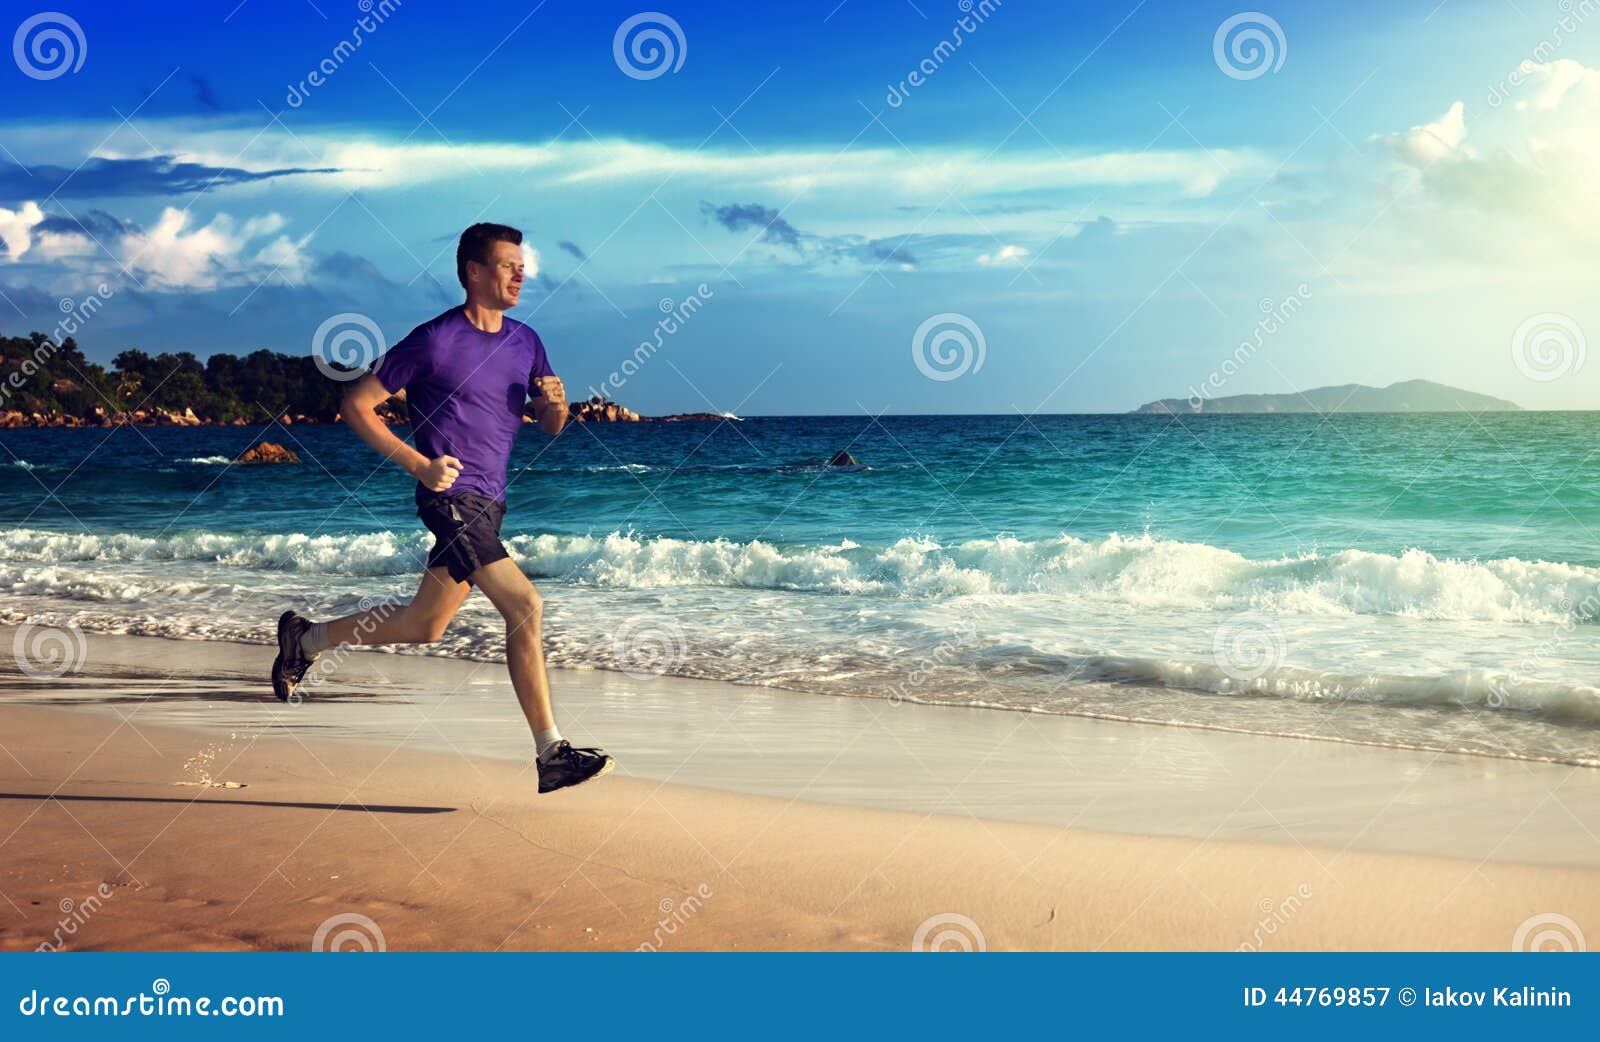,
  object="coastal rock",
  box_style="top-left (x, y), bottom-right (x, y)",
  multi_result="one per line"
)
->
top-left (569, 396), bottom-right (648, 423)
top-left (154, 406), bottom-right (203, 426)
top-left (234, 441), bottom-right (300, 465)
top-left (656, 412), bottom-right (723, 422)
